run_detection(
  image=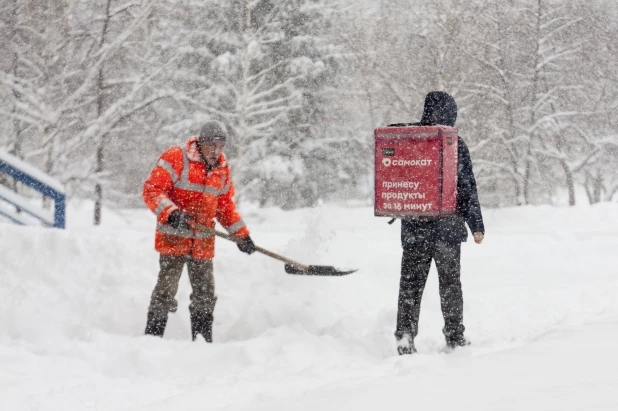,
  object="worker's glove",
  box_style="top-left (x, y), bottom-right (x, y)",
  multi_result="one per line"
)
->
top-left (236, 236), bottom-right (256, 255)
top-left (167, 210), bottom-right (192, 231)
